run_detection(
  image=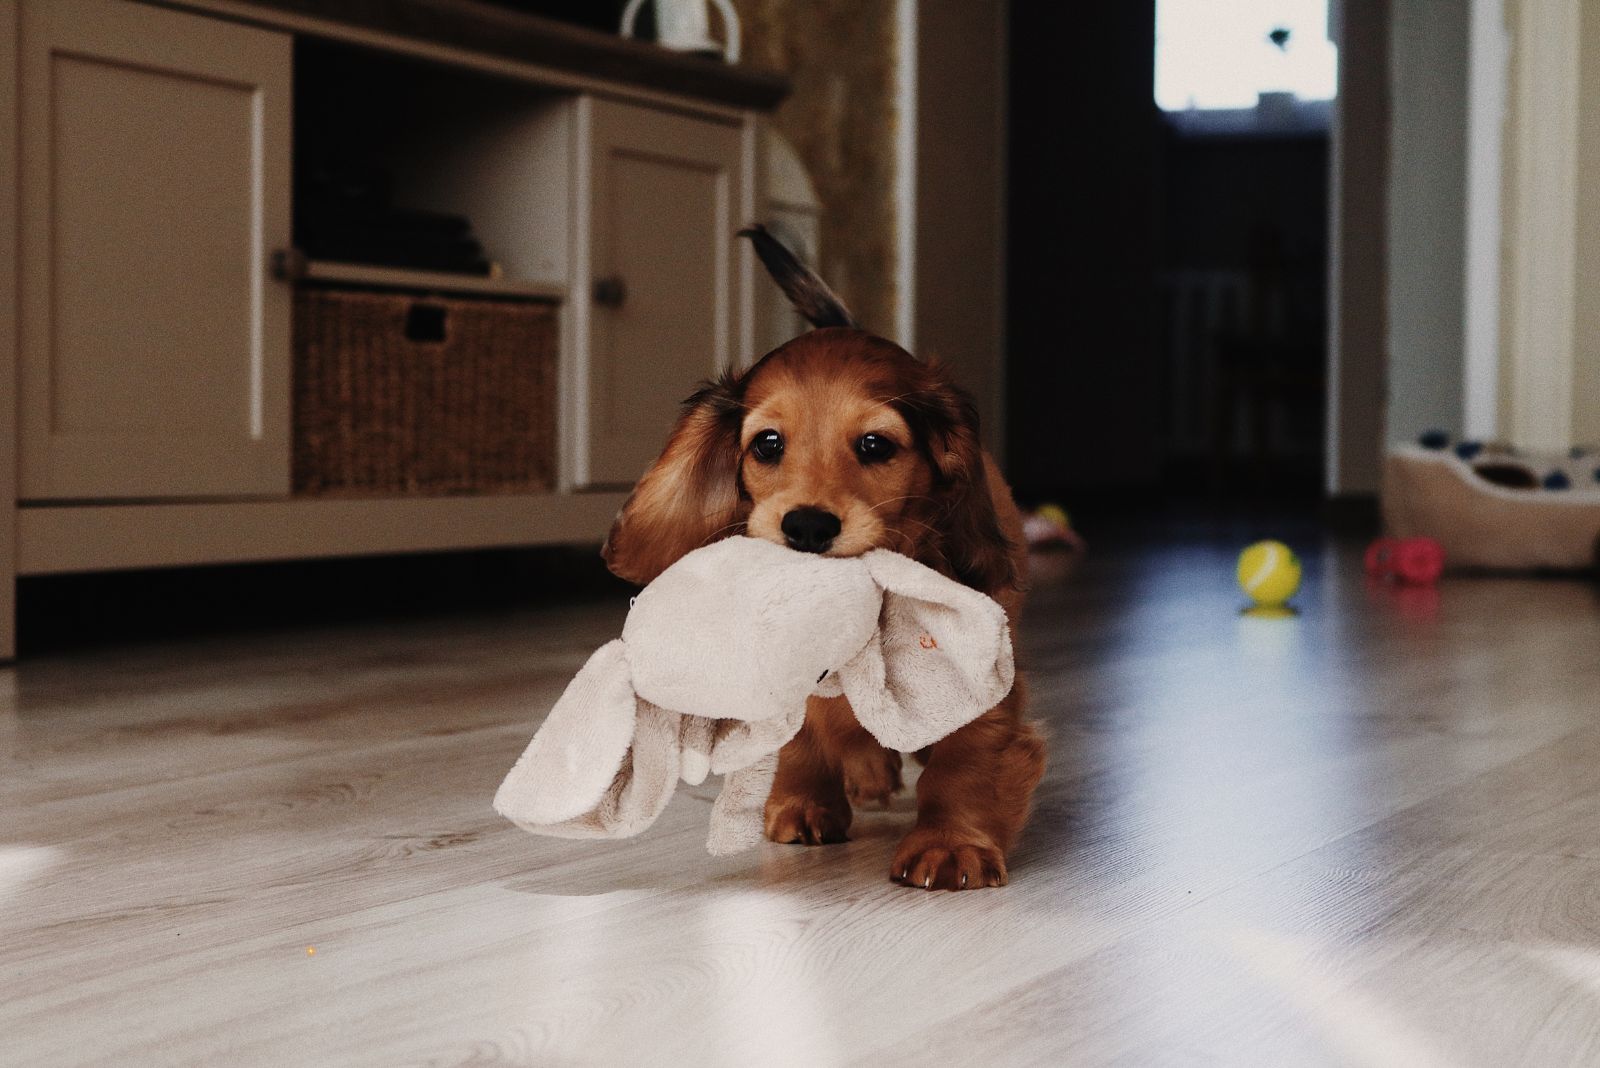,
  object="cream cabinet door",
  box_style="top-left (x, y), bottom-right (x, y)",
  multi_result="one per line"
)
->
top-left (579, 97), bottom-right (745, 488)
top-left (18, 0), bottom-right (291, 499)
